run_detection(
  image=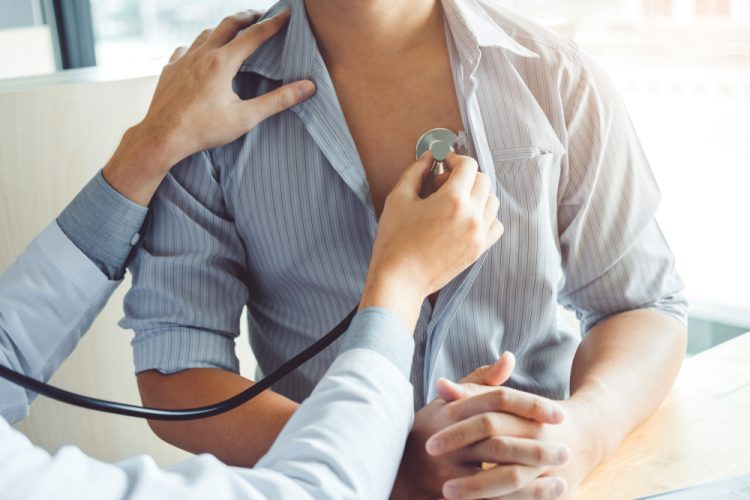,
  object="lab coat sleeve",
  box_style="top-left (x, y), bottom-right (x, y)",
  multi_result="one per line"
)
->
top-left (0, 171), bottom-right (147, 423)
top-left (0, 223), bottom-right (119, 423)
top-left (0, 309), bottom-right (415, 500)
top-left (56, 171), bottom-right (148, 281)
